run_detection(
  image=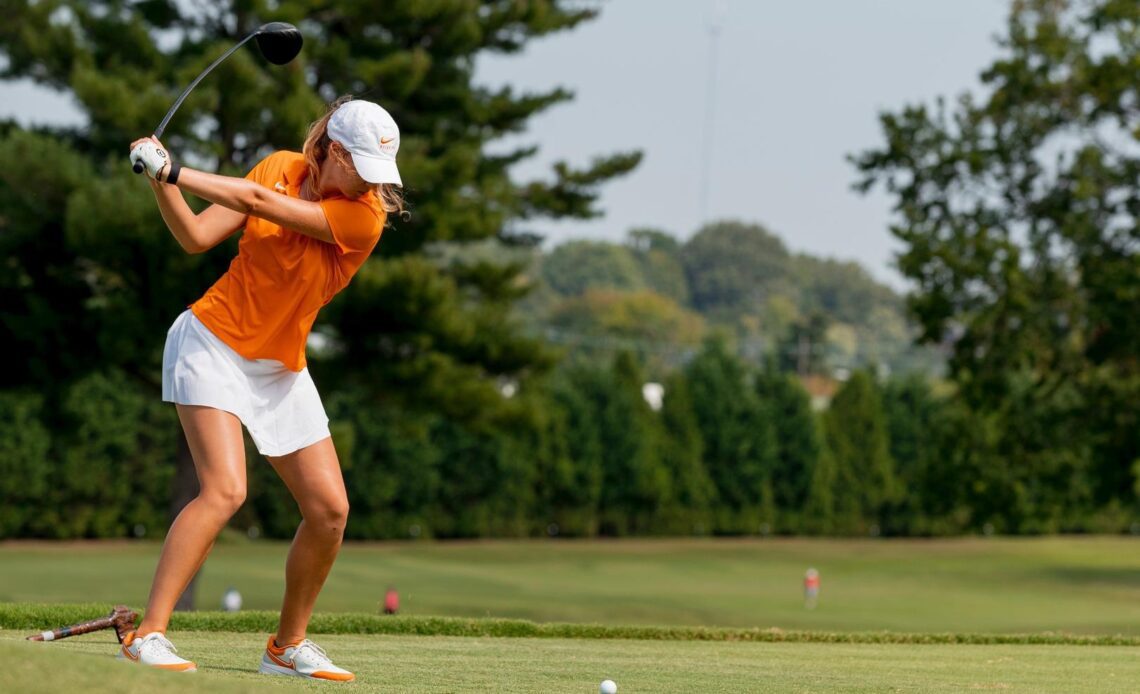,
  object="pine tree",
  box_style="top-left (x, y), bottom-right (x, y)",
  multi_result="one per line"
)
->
top-left (685, 336), bottom-right (777, 533)
top-left (548, 365), bottom-right (608, 536)
top-left (594, 353), bottom-right (671, 534)
top-left (0, 0), bottom-right (640, 596)
top-left (658, 373), bottom-right (715, 533)
top-left (823, 370), bottom-right (897, 532)
top-left (755, 364), bottom-right (823, 530)
top-left (881, 374), bottom-right (941, 533)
